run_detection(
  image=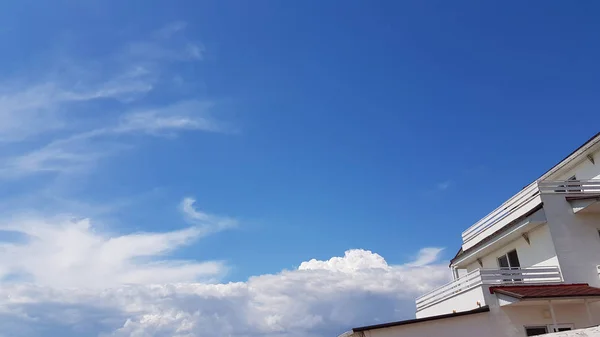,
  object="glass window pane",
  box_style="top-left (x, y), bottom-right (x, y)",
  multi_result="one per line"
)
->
top-left (507, 250), bottom-right (520, 268)
top-left (526, 327), bottom-right (548, 336)
top-left (498, 255), bottom-right (509, 268)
